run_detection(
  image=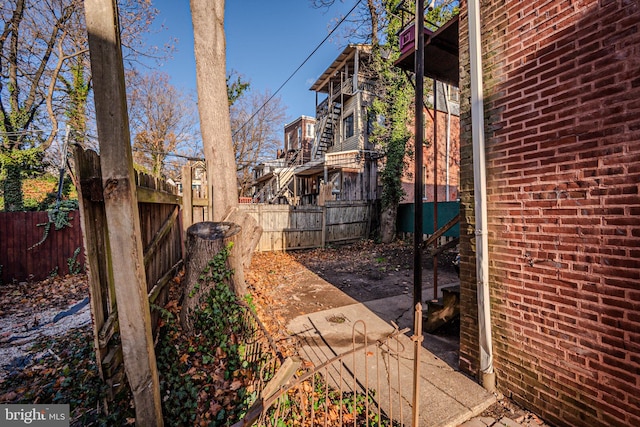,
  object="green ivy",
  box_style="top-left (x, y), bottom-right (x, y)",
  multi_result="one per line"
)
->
top-left (0, 148), bottom-right (46, 212)
top-left (29, 199), bottom-right (79, 250)
top-left (156, 243), bottom-right (266, 426)
top-left (67, 247), bottom-right (83, 275)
